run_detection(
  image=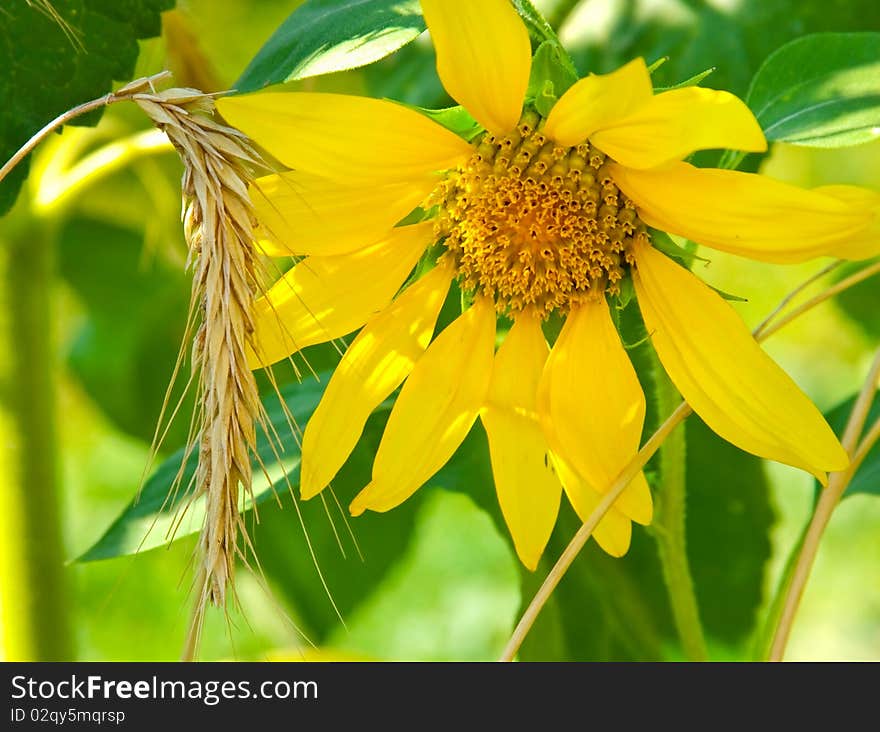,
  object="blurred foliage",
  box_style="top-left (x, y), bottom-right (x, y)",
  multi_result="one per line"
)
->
top-left (557, 0), bottom-right (880, 96)
top-left (1, 0), bottom-right (879, 662)
top-left (0, 0), bottom-right (174, 214)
